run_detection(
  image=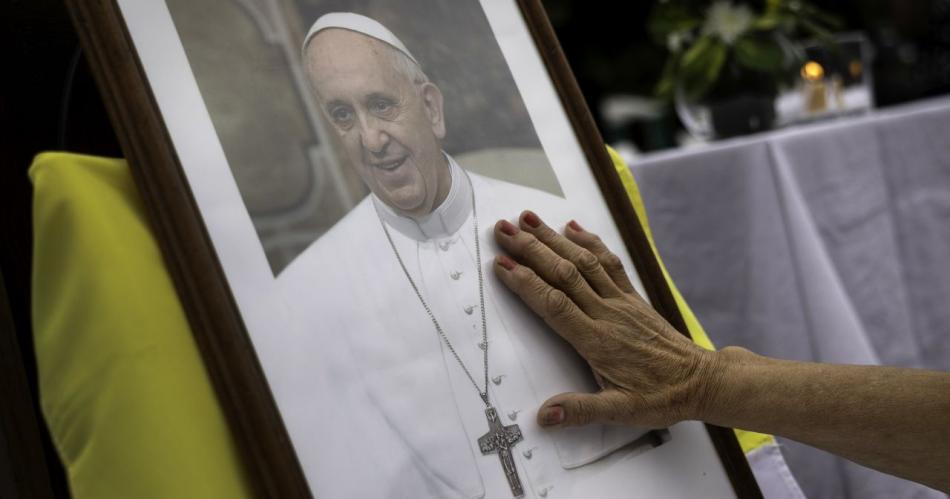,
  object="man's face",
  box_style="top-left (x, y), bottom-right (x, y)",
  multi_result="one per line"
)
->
top-left (306, 29), bottom-right (448, 216)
